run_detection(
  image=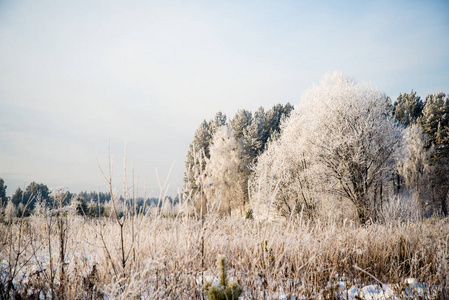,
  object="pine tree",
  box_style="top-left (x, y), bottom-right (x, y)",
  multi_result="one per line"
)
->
top-left (72, 196), bottom-right (88, 216)
top-left (241, 107), bottom-right (266, 163)
top-left (230, 109), bottom-right (252, 140)
top-left (420, 92), bottom-right (449, 146)
top-left (11, 187), bottom-right (23, 207)
top-left (263, 103), bottom-right (294, 144)
top-left (208, 111), bottom-right (227, 133)
top-left (420, 92), bottom-right (449, 215)
top-left (22, 182), bottom-right (50, 214)
top-left (394, 90), bottom-right (424, 126)
top-left (0, 178), bottom-right (6, 208)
